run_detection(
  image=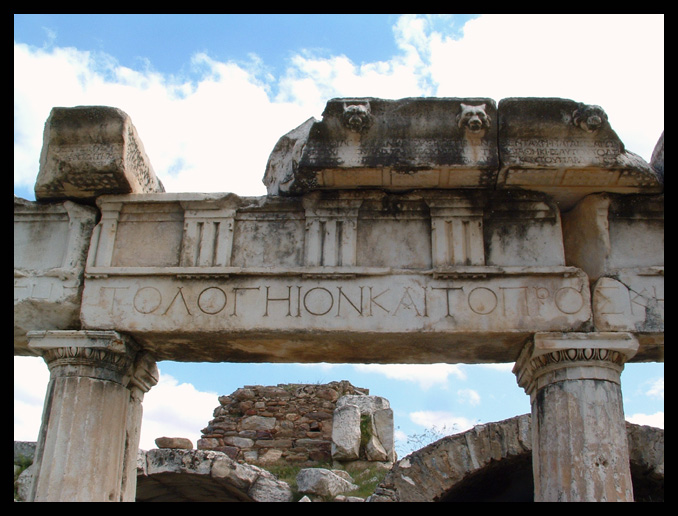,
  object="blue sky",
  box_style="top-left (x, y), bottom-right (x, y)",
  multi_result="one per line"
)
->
top-left (14, 14), bottom-right (663, 454)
